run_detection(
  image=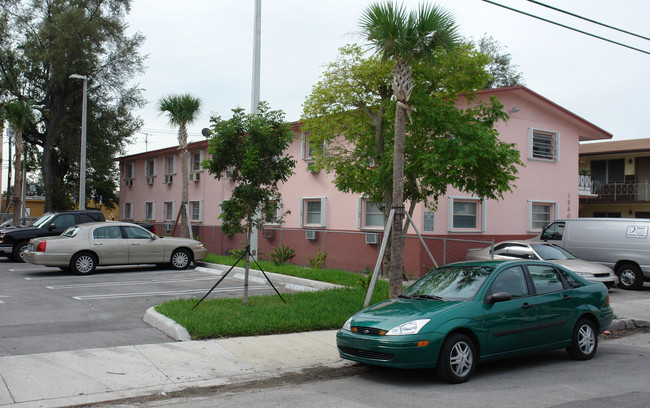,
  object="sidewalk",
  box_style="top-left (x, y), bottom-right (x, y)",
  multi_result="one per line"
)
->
top-left (0, 273), bottom-right (648, 408)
